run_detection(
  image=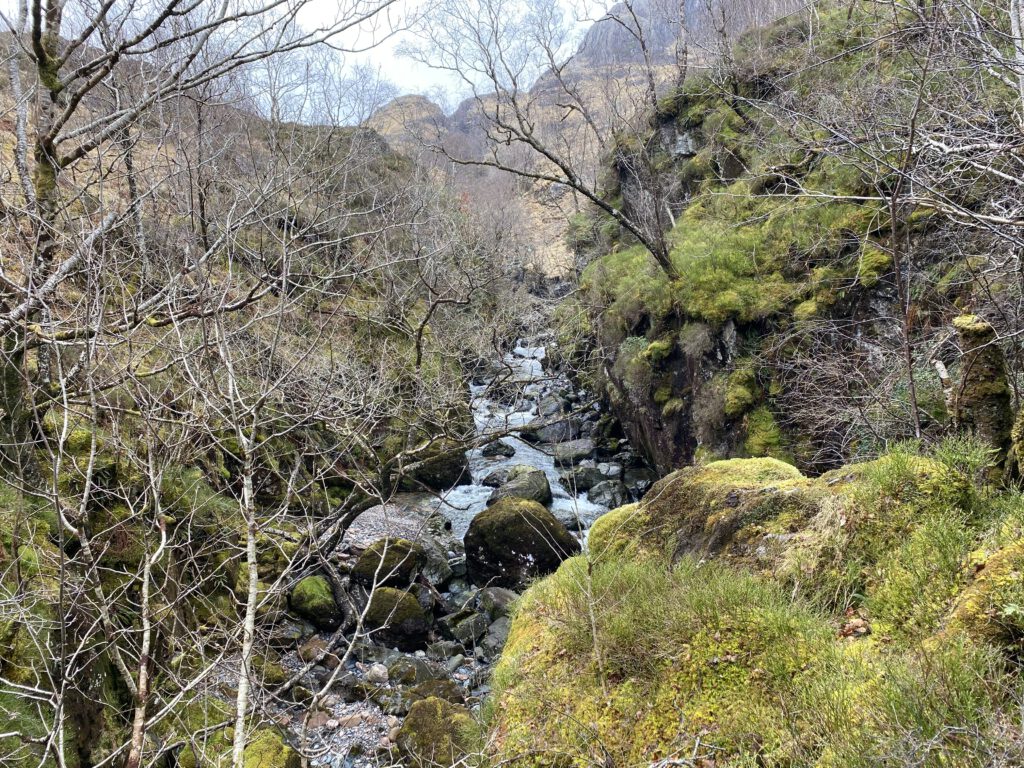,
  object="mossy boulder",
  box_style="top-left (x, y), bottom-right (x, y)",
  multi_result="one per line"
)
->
top-left (640, 457), bottom-right (808, 560)
top-left (288, 575), bottom-right (341, 631)
top-left (351, 538), bottom-right (426, 588)
top-left (407, 441), bottom-right (471, 491)
top-left (488, 466), bottom-right (552, 507)
top-left (365, 587), bottom-right (431, 651)
top-left (464, 498), bottom-right (581, 589)
top-left (952, 315), bottom-right (1013, 479)
top-left (243, 729), bottom-right (301, 768)
top-left (587, 503), bottom-right (643, 562)
top-left (396, 697), bottom-right (476, 767)
top-left (948, 540), bottom-right (1024, 647)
